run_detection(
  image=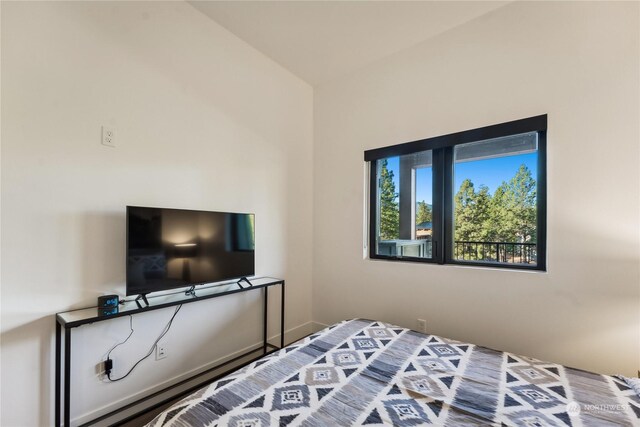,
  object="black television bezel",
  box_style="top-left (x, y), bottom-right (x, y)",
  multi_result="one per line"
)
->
top-left (125, 205), bottom-right (255, 296)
